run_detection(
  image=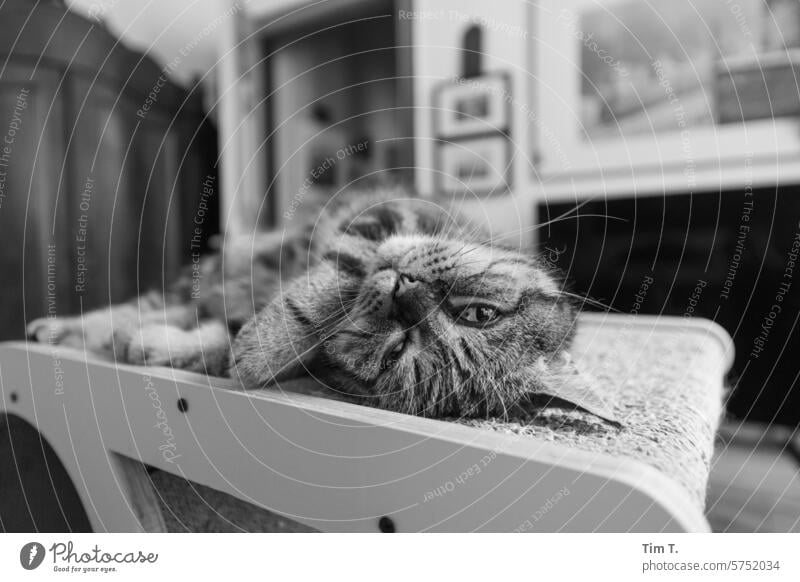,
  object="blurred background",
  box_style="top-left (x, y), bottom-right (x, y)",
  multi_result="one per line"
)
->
top-left (1, 0), bottom-right (799, 532)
